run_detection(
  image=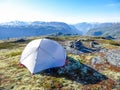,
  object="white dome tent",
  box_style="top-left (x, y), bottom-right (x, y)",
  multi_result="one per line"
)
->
top-left (20, 38), bottom-right (66, 74)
